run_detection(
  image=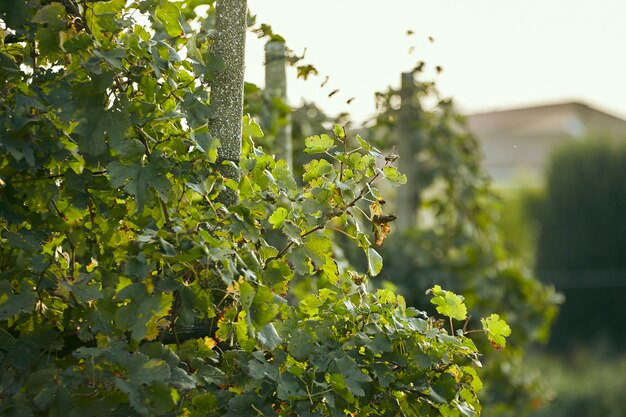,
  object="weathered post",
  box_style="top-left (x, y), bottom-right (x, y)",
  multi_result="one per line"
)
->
top-left (396, 71), bottom-right (421, 232)
top-left (209, 0), bottom-right (248, 206)
top-left (264, 40), bottom-right (293, 171)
